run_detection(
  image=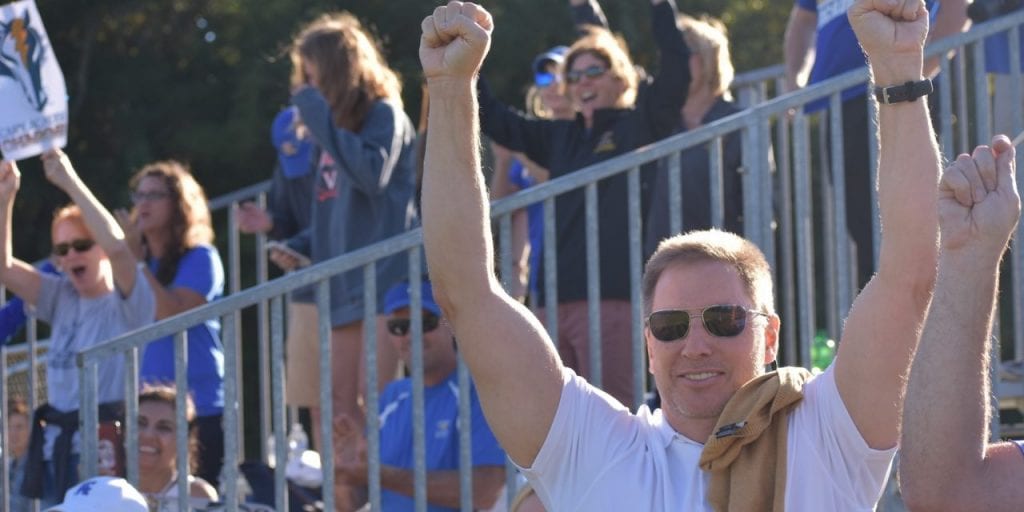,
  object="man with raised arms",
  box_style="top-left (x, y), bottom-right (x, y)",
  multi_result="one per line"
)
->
top-left (418, 0), bottom-right (940, 509)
